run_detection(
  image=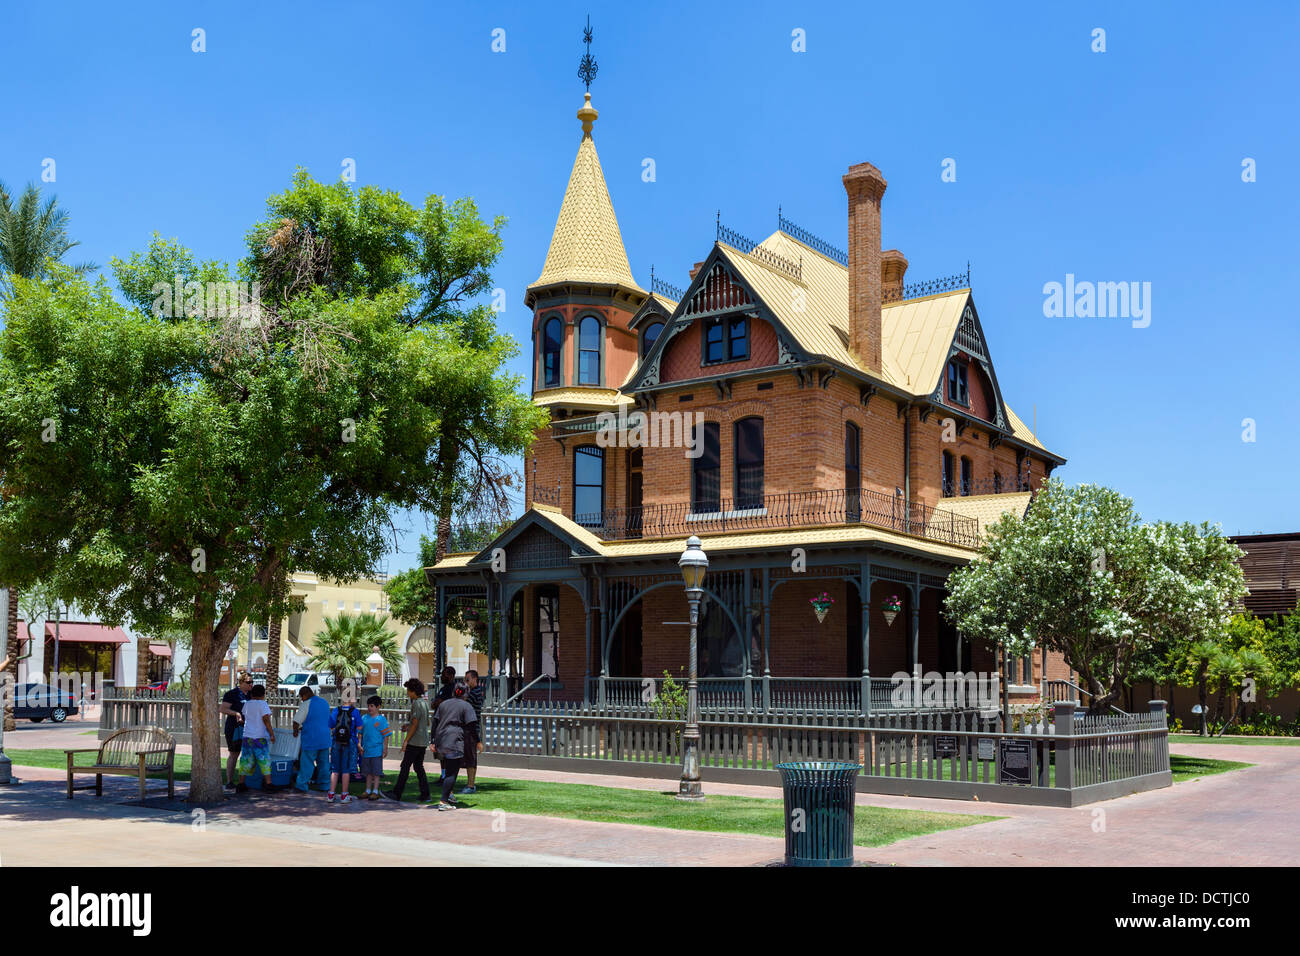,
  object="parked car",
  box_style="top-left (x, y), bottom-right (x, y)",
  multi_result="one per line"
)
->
top-left (14, 683), bottom-right (80, 723)
top-left (277, 671), bottom-right (338, 694)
